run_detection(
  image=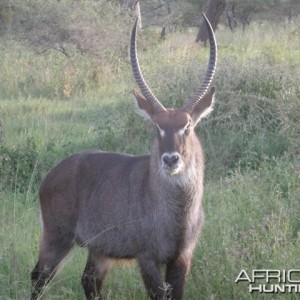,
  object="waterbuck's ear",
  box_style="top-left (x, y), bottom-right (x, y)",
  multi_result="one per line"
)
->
top-left (133, 89), bottom-right (154, 121)
top-left (191, 87), bottom-right (215, 126)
